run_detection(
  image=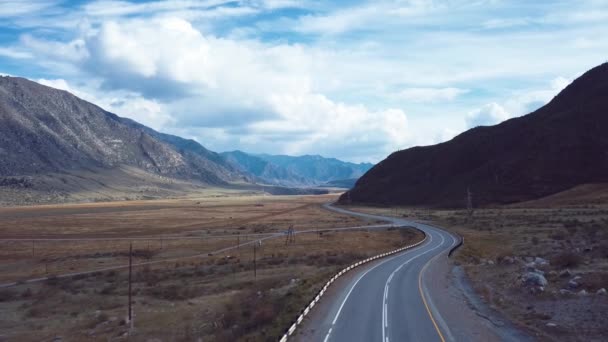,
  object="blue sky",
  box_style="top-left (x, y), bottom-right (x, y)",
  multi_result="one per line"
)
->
top-left (1, 0), bottom-right (607, 163)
